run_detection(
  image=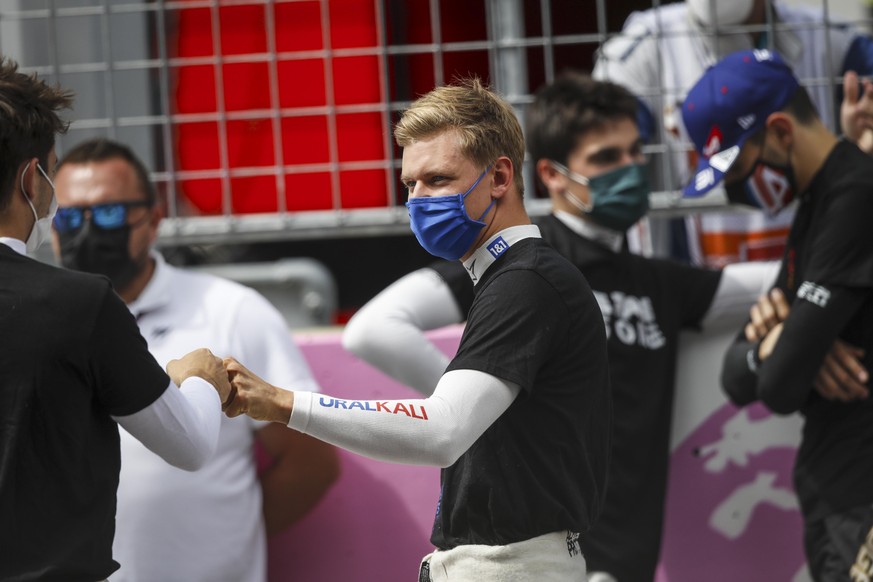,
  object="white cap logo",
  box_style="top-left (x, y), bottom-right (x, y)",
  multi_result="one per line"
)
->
top-left (752, 49), bottom-right (773, 63)
top-left (695, 168), bottom-right (715, 192)
top-left (710, 146), bottom-right (740, 173)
